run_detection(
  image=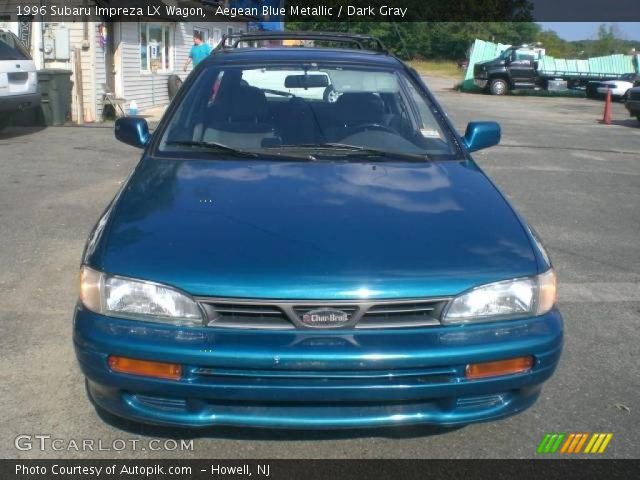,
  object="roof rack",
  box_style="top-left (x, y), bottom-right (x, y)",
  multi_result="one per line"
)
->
top-left (216, 31), bottom-right (388, 54)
